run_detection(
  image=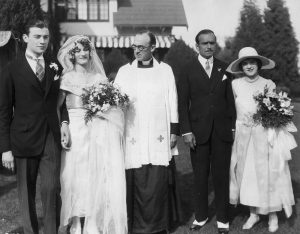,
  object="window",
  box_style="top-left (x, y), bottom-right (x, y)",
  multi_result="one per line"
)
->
top-left (56, 0), bottom-right (109, 21)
